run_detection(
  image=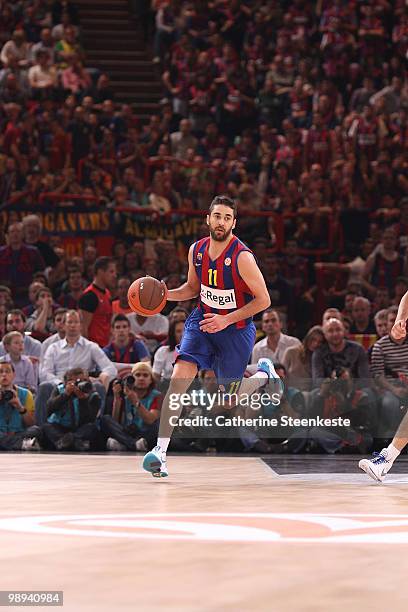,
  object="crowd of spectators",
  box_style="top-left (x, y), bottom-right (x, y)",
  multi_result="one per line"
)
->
top-left (0, 0), bottom-right (407, 454)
